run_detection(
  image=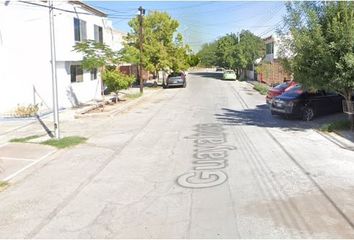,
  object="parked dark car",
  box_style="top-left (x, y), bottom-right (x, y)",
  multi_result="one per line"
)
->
top-left (164, 72), bottom-right (186, 88)
top-left (270, 86), bottom-right (343, 121)
top-left (266, 81), bottom-right (297, 104)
